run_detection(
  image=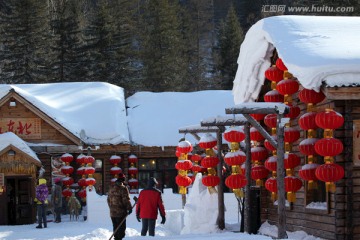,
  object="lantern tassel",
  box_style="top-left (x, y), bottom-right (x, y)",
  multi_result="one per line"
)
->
top-left (208, 186), bottom-right (218, 194)
top-left (256, 179), bottom-right (264, 187)
top-left (179, 186), bottom-right (187, 195)
top-left (287, 192), bottom-right (296, 203)
top-left (307, 180), bottom-right (318, 190)
top-left (326, 182), bottom-right (336, 193)
top-left (233, 188), bottom-right (244, 198)
top-left (271, 192), bottom-right (277, 202)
